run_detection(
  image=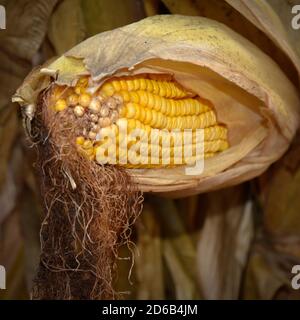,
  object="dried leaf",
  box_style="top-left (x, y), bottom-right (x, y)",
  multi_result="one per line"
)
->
top-left (81, 0), bottom-right (145, 37)
top-left (242, 243), bottom-right (297, 299)
top-left (48, 0), bottom-right (86, 55)
top-left (143, 0), bottom-right (162, 16)
top-left (151, 197), bottom-right (201, 299)
top-left (0, 0), bottom-right (58, 60)
top-left (196, 185), bottom-right (254, 299)
top-left (0, 107), bottom-right (18, 189)
top-left (135, 204), bottom-right (164, 299)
